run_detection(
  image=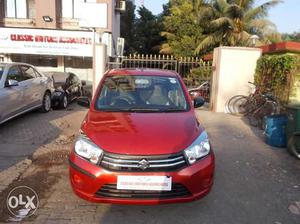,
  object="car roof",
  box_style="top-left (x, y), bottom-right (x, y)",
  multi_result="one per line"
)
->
top-left (107, 68), bottom-right (179, 77)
